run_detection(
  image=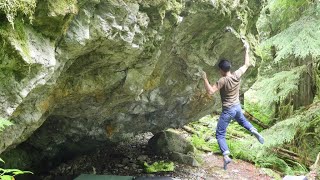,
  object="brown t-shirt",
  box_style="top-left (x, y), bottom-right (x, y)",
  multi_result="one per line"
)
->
top-left (215, 68), bottom-right (244, 108)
